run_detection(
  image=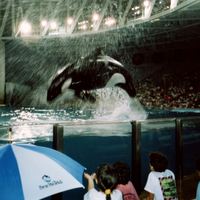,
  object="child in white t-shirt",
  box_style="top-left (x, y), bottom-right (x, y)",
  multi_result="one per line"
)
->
top-left (144, 152), bottom-right (178, 200)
